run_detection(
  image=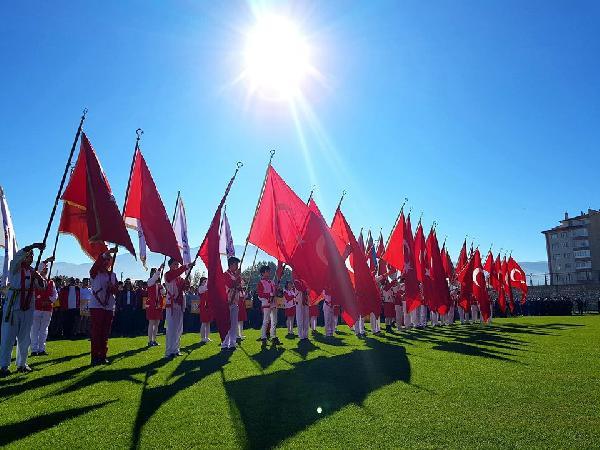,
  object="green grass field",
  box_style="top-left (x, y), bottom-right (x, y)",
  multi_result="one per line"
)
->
top-left (1, 316), bottom-right (599, 449)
